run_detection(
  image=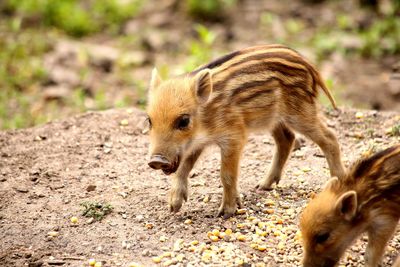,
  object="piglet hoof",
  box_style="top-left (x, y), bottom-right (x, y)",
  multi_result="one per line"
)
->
top-left (169, 189), bottom-right (187, 213)
top-left (217, 204), bottom-right (237, 219)
top-left (255, 182), bottom-right (274, 191)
